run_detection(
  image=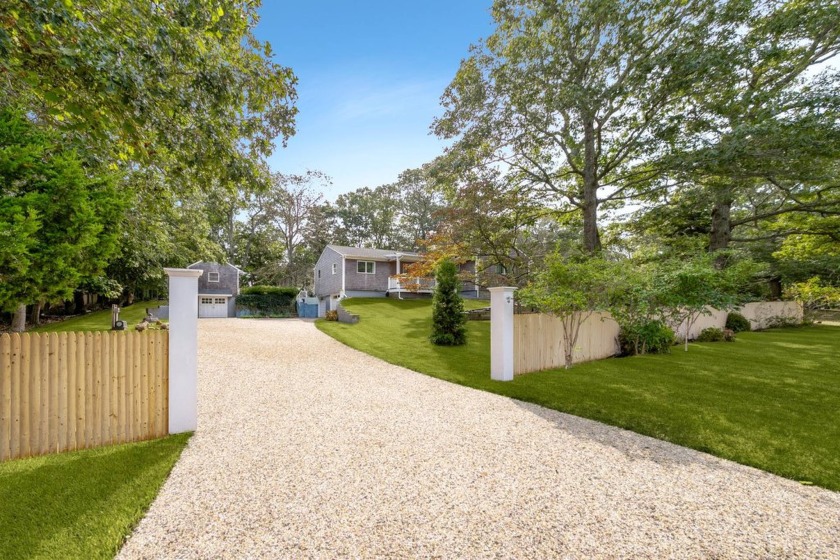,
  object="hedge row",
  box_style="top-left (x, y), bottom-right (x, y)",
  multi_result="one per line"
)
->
top-left (236, 286), bottom-right (298, 316)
